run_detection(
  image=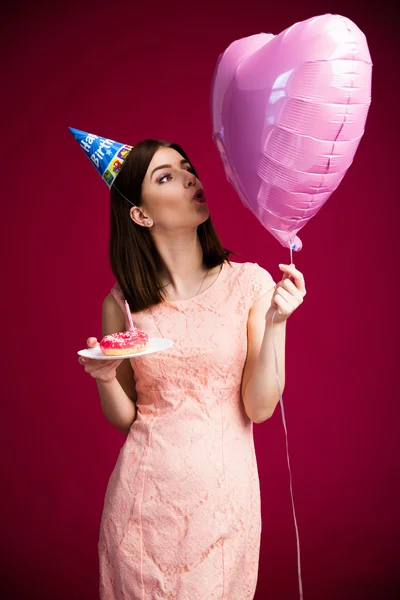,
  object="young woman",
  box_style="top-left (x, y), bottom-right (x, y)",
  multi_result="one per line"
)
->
top-left (78, 139), bottom-right (306, 599)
